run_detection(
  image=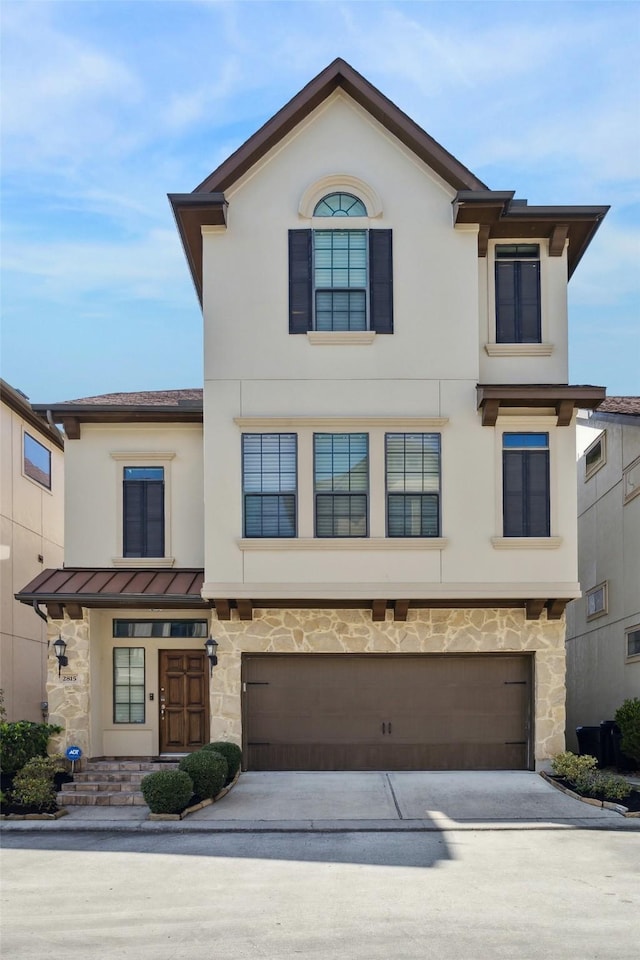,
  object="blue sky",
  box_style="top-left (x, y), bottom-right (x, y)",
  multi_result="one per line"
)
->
top-left (1, 0), bottom-right (638, 403)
